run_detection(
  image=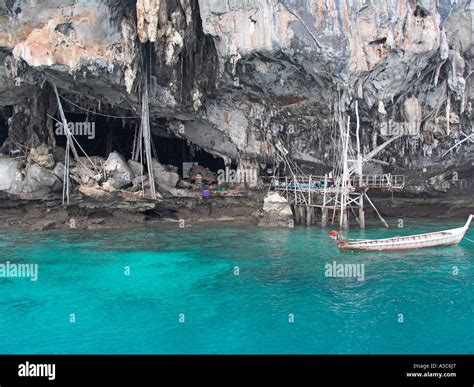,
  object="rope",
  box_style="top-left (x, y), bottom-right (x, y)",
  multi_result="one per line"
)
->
top-left (463, 237), bottom-right (474, 243)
